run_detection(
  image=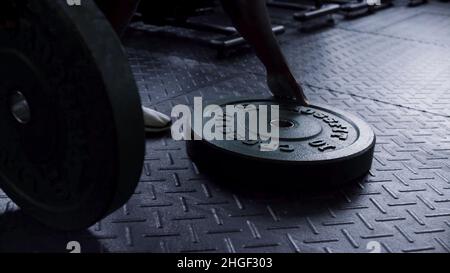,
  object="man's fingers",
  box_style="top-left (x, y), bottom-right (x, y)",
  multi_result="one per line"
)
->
top-left (296, 86), bottom-right (310, 106)
top-left (267, 73), bottom-right (309, 106)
